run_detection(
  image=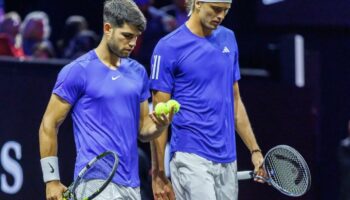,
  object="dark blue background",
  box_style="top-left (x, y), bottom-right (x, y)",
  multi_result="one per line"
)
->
top-left (1, 0), bottom-right (350, 199)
